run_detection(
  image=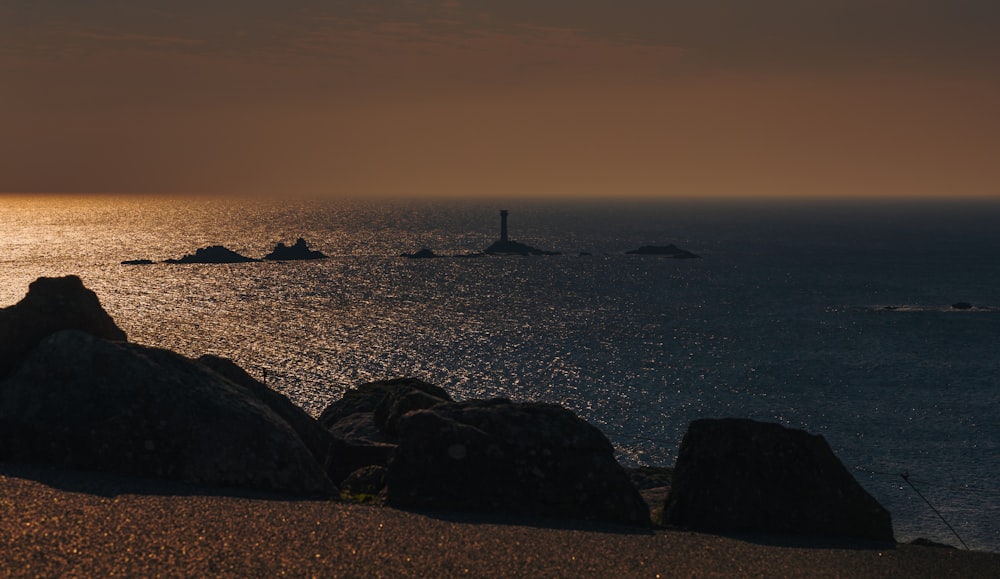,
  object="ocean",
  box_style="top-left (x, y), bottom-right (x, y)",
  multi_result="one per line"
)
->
top-left (2, 194), bottom-right (998, 551)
